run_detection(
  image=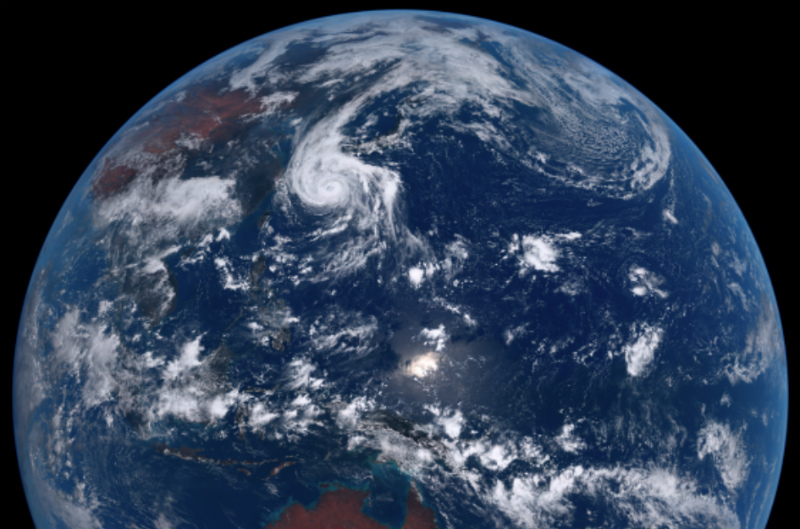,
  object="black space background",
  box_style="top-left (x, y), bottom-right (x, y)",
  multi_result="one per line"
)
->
top-left (4, 3), bottom-right (793, 528)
